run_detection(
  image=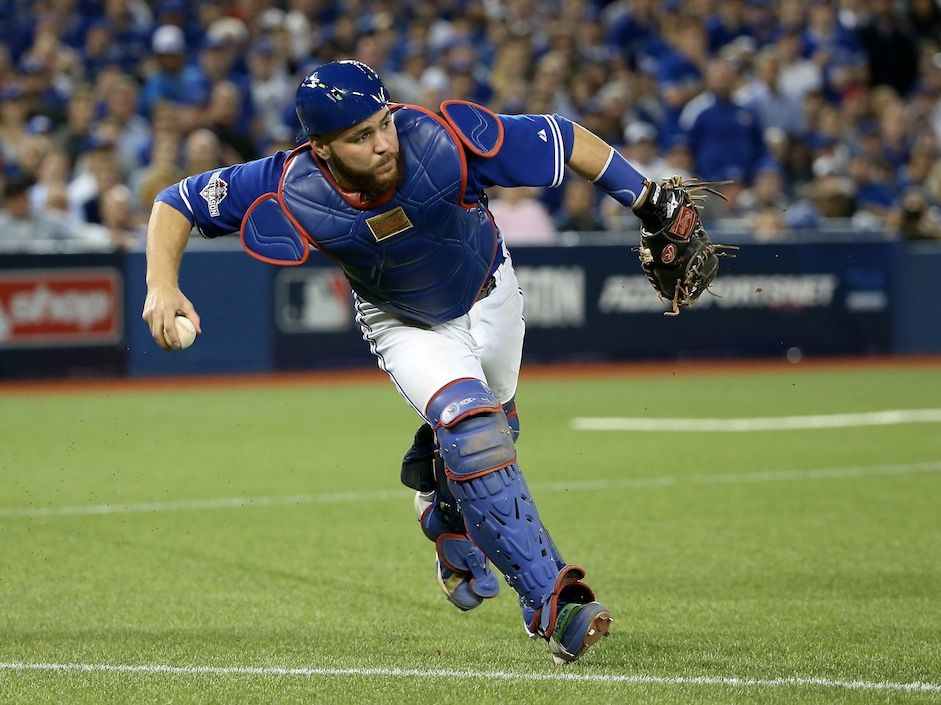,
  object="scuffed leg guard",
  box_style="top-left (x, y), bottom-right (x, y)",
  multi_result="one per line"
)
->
top-left (448, 462), bottom-right (611, 663)
top-left (447, 465), bottom-right (566, 608)
top-left (415, 482), bottom-right (499, 611)
top-left (428, 379), bottom-right (611, 663)
top-left (402, 423), bottom-right (498, 610)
